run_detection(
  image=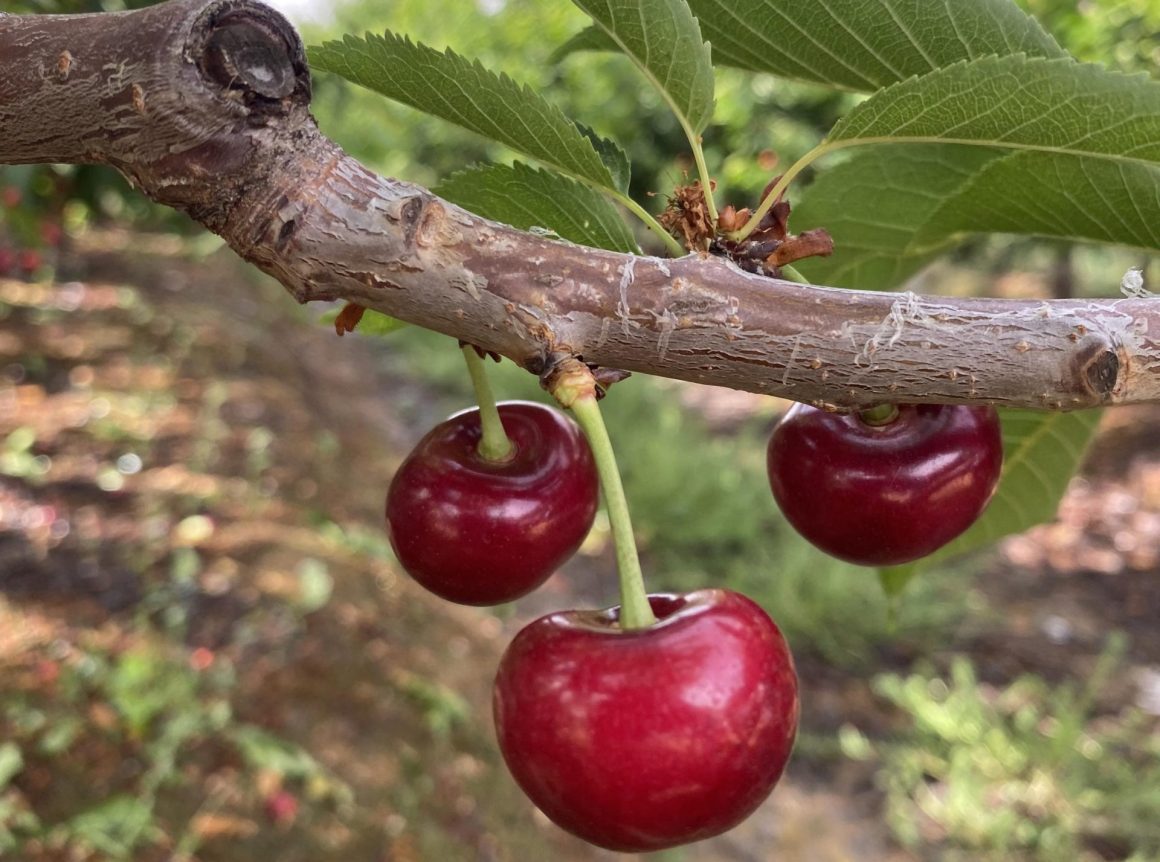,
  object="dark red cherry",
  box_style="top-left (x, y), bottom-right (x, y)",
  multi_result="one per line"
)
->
top-left (766, 403), bottom-right (1002, 566)
top-left (263, 790), bottom-right (299, 826)
top-left (386, 401), bottom-right (598, 605)
top-left (493, 589), bottom-right (799, 852)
